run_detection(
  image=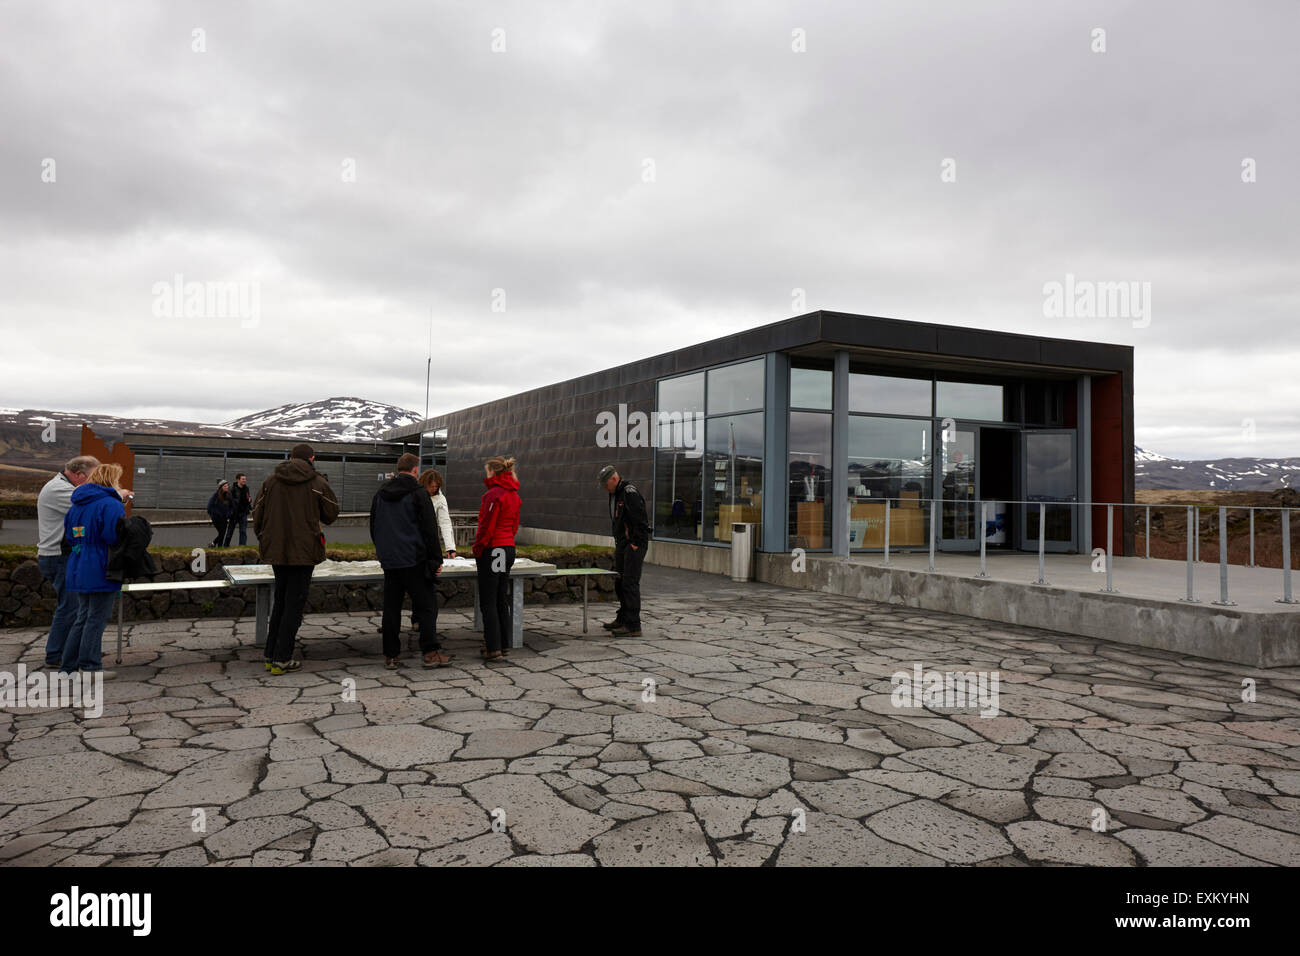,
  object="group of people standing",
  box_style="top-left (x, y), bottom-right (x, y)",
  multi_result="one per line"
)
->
top-left (207, 474), bottom-right (254, 546)
top-left (34, 442), bottom-right (650, 680)
top-left (36, 456), bottom-right (141, 678)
